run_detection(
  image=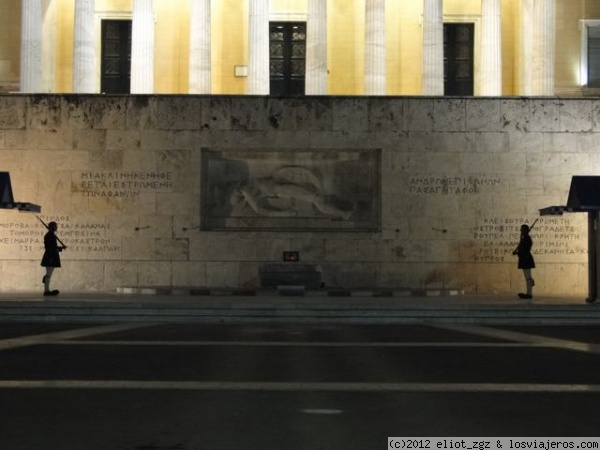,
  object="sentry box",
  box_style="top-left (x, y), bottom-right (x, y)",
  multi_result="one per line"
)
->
top-left (540, 176), bottom-right (600, 303)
